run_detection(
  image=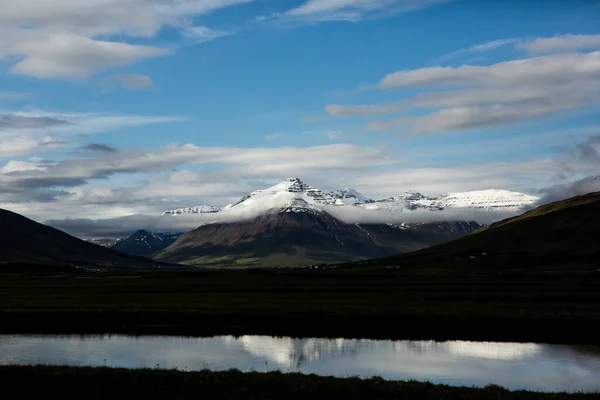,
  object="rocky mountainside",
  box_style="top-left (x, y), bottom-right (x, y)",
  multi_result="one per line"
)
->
top-left (153, 211), bottom-right (480, 267)
top-left (0, 208), bottom-right (163, 269)
top-left (111, 231), bottom-right (181, 257)
top-left (162, 178), bottom-right (539, 217)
